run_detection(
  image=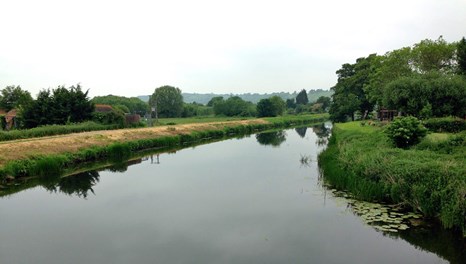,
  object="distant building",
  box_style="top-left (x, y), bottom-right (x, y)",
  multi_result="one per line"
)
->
top-left (94, 104), bottom-right (114, 113)
top-left (5, 109), bottom-right (18, 130)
